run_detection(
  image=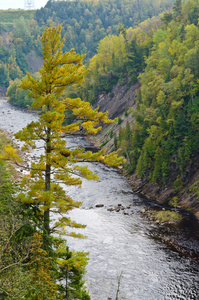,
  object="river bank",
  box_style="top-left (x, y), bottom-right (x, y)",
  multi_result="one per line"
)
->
top-left (86, 134), bottom-right (199, 259)
top-left (1, 99), bottom-right (199, 299)
top-left (123, 166), bottom-right (199, 258)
